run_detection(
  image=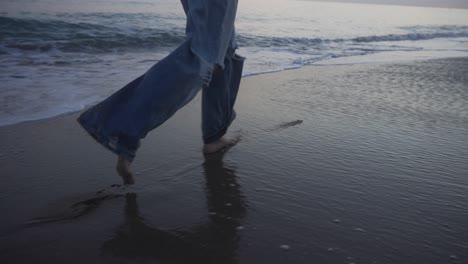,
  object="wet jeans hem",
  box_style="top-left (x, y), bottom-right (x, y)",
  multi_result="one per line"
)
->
top-left (77, 116), bottom-right (137, 162)
top-left (203, 110), bottom-right (236, 144)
